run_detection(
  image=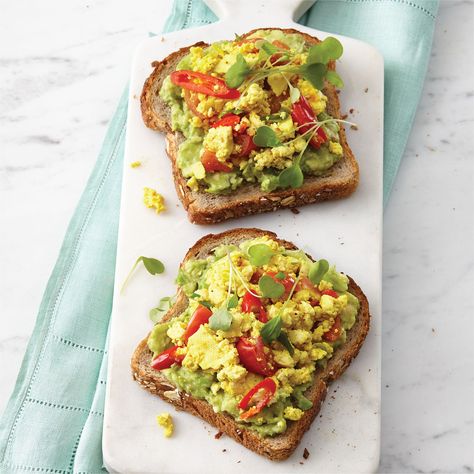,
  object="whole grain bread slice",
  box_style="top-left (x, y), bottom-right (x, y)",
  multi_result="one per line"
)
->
top-left (131, 228), bottom-right (370, 460)
top-left (140, 28), bottom-right (359, 224)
